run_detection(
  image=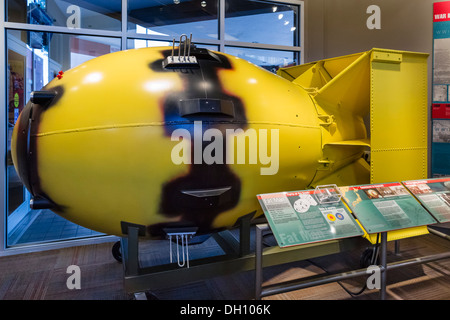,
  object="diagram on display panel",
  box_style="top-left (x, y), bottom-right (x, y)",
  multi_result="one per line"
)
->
top-left (257, 185), bottom-right (364, 248)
